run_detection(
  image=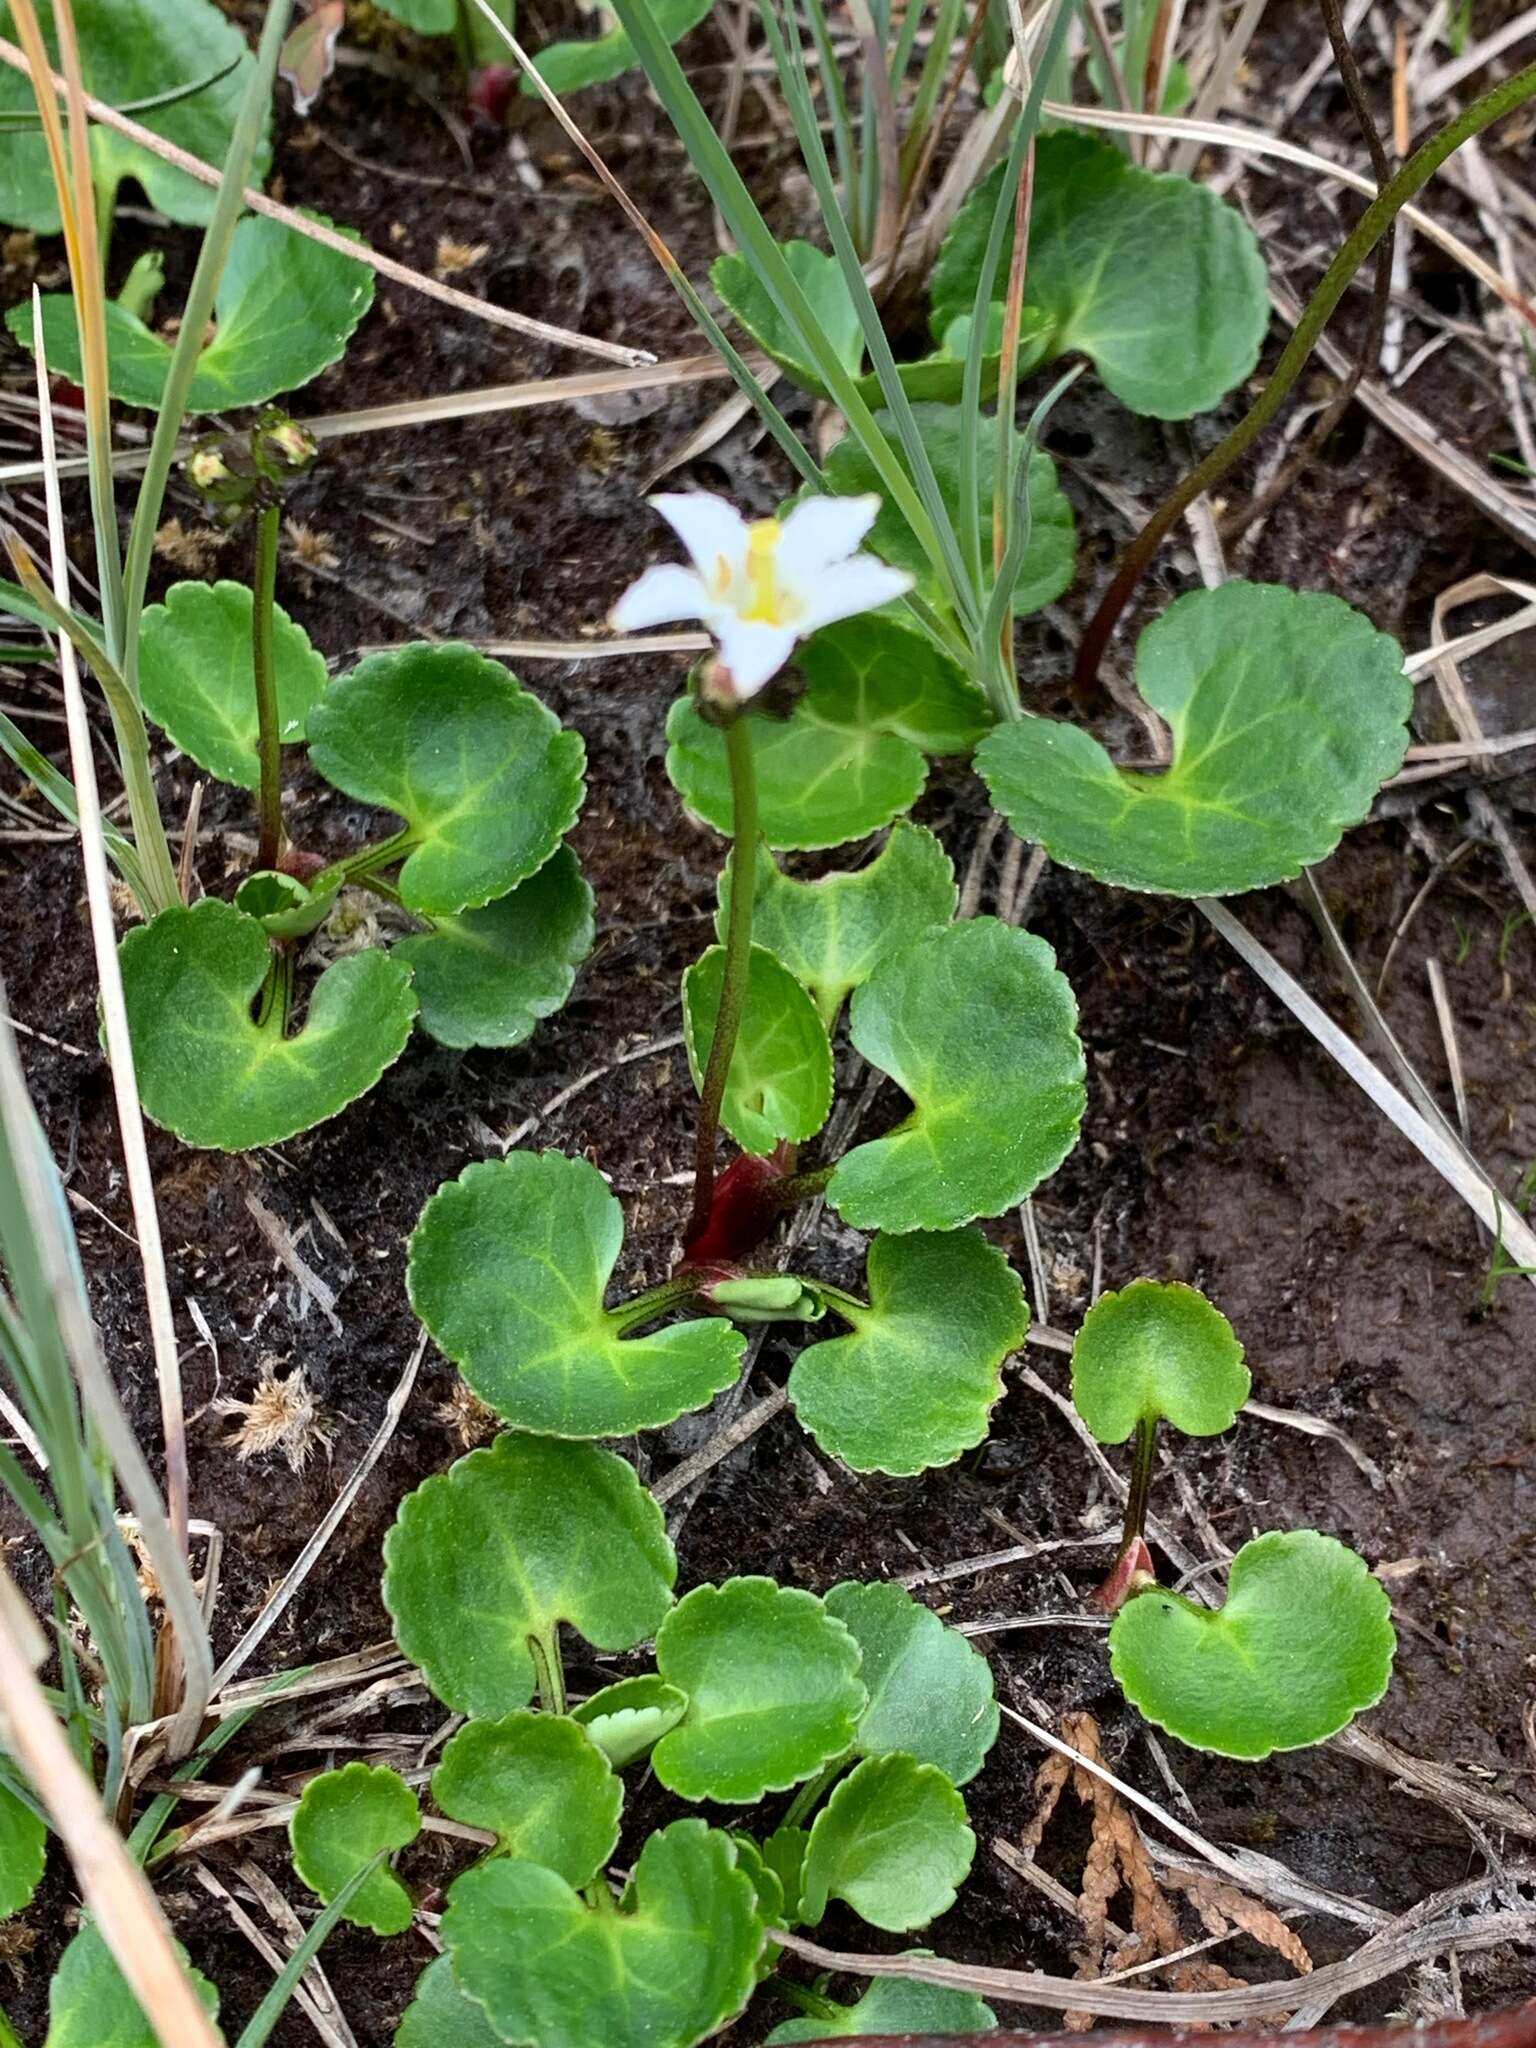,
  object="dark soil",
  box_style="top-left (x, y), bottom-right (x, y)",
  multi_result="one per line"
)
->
top-left (2, 4), bottom-right (1536, 2042)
